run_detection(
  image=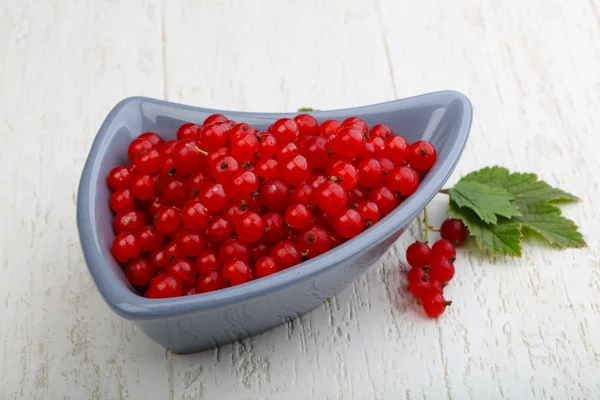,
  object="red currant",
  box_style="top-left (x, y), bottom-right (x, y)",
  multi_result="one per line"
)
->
top-left (146, 274), bottom-right (183, 298)
top-left (204, 114), bottom-right (227, 126)
top-left (128, 138), bottom-right (153, 162)
top-left (163, 241), bottom-right (182, 260)
top-left (300, 136), bottom-right (330, 169)
top-left (330, 127), bottom-right (365, 158)
top-left (139, 132), bottom-right (164, 147)
top-left (154, 206), bottom-right (181, 234)
top-left (228, 170), bottom-right (259, 201)
top-left (370, 124), bottom-right (392, 139)
top-left (165, 258), bottom-right (197, 290)
top-left (408, 141), bottom-right (436, 171)
top-left (250, 239), bottom-right (270, 264)
top-left (113, 210), bottom-right (147, 234)
top-left (382, 136), bottom-right (409, 165)
top-left (311, 207), bottom-right (334, 230)
top-left (130, 173), bottom-right (156, 200)
top-left (357, 159), bottom-right (384, 189)
top-left (290, 184), bottom-right (315, 208)
top-left (255, 256), bottom-right (279, 278)
top-left (280, 154), bottom-right (311, 186)
top-left (341, 116), bottom-right (368, 133)
top-left (176, 123), bottom-right (201, 140)
top-left (186, 170), bottom-right (212, 197)
top-left (356, 201), bottom-right (380, 227)
top-left (126, 257), bottom-right (155, 286)
top-left (112, 232), bottom-right (141, 263)
top-left (262, 212), bottom-right (289, 243)
top-left (133, 147), bottom-right (161, 174)
top-left (259, 179), bottom-right (291, 212)
top-left (162, 178), bottom-right (187, 206)
top-left (319, 120), bottom-right (341, 136)
top-left (180, 201), bottom-right (210, 230)
top-left (284, 204), bottom-right (312, 230)
top-left (347, 186), bottom-right (369, 206)
top-left (269, 118), bottom-right (299, 143)
top-left (294, 114), bottom-right (319, 136)
top-left (150, 248), bottom-right (168, 270)
top-left (409, 274), bottom-right (431, 298)
top-left (255, 159), bottom-right (280, 180)
top-left (378, 157), bottom-right (394, 174)
top-left (406, 267), bottom-right (426, 284)
top-left (330, 162), bottom-right (358, 190)
top-left (107, 165), bottom-right (132, 190)
top-left (218, 238), bottom-right (251, 263)
top-left (235, 211), bottom-right (264, 242)
top-left (109, 188), bottom-right (134, 213)
top-left (256, 132), bottom-right (278, 159)
top-left (333, 209), bottom-right (363, 239)
top-left (386, 166), bottom-right (420, 196)
top-left (297, 225), bottom-right (331, 259)
top-left (196, 270), bottom-right (226, 293)
top-left (276, 142), bottom-right (298, 161)
top-left (368, 136), bottom-right (385, 155)
top-left (231, 131), bottom-right (259, 162)
top-left (368, 186), bottom-right (398, 216)
top-left (406, 242), bottom-right (430, 269)
top-left (199, 123), bottom-right (227, 151)
top-left (135, 225), bottom-right (165, 252)
top-left (440, 218), bottom-right (468, 246)
top-left (428, 255), bottom-right (455, 283)
top-left (222, 260), bottom-right (252, 286)
top-left (357, 142), bottom-right (377, 160)
top-left (270, 241), bottom-right (301, 269)
top-left (210, 155), bottom-right (239, 183)
top-left (315, 181), bottom-right (348, 217)
top-left (199, 183), bottom-right (229, 212)
top-left (205, 216), bottom-right (233, 243)
top-left (194, 250), bottom-right (219, 274)
top-left (308, 173), bottom-right (328, 190)
top-left (173, 139), bottom-right (204, 173)
top-left (430, 239), bottom-right (456, 262)
top-left (176, 230), bottom-right (206, 257)
top-left (422, 293), bottom-right (451, 318)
